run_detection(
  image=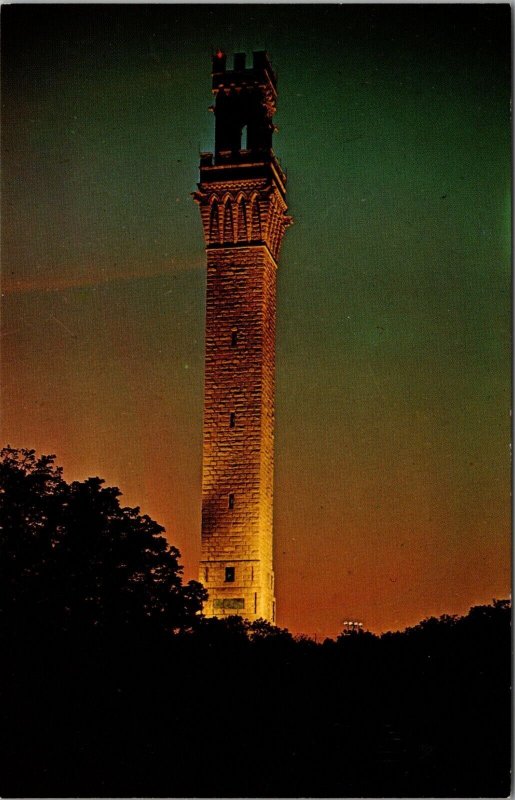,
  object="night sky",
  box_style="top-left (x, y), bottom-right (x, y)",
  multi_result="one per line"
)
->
top-left (2, 4), bottom-right (511, 637)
